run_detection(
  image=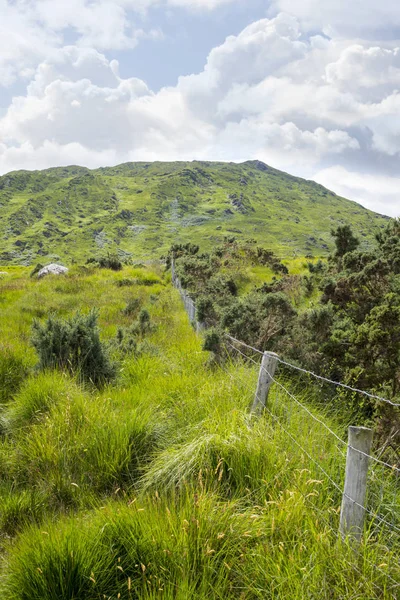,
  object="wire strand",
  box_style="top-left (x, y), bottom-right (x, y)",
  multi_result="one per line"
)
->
top-left (226, 342), bottom-right (400, 534)
top-left (224, 333), bottom-right (400, 408)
